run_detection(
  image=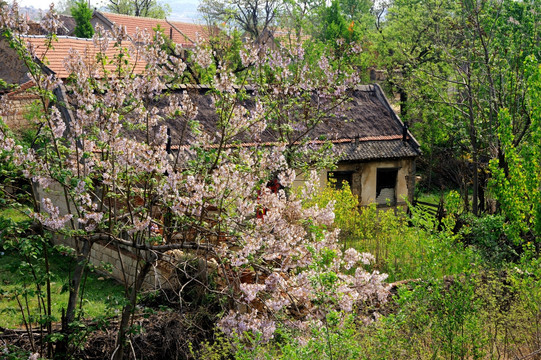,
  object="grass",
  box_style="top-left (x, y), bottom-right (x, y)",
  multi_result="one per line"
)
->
top-left (0, 206), bottom-right (125, 329)
top-left (0, 207), bottom-right (31, 222)
top-left (0, 250), bottom-right (125, 329)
